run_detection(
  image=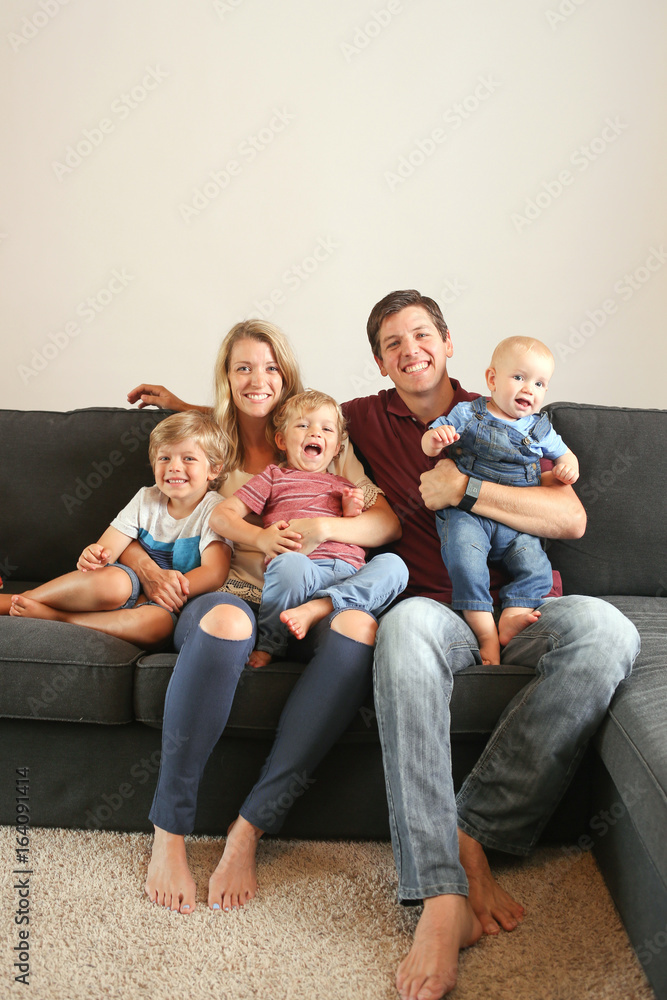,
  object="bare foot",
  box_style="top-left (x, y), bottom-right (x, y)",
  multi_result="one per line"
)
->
top-left (458, 829), bottom-right (524, 934)
top-left (144, 826), bottom-right (196, 913)
top-left (9, 596), bottom-right (61, 620)
top-left (208, 815), bottom-right (262, 911)
top-left (248, 649), bottom-right (272, 668)
top-left (478, 636), bottom-right (500, 666)
top-left (498, 607), bottom-right (541, 647)
top-left (396, 894), bottom-right (482, 1000)
top-left (280, 597), bottom-right (333, 640)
